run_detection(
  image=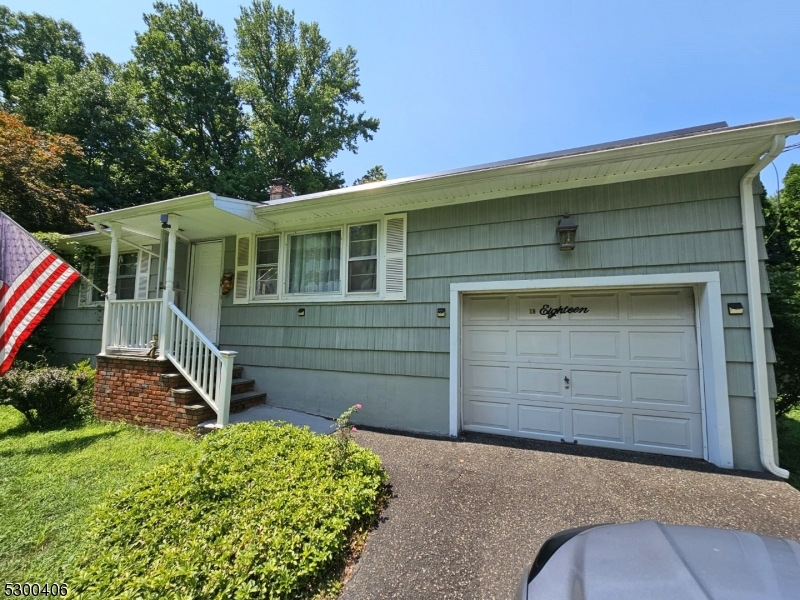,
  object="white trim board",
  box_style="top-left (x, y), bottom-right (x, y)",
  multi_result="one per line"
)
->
top-left (448, 272), bottom-right (734, 469)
